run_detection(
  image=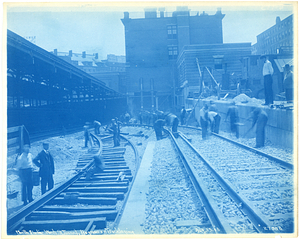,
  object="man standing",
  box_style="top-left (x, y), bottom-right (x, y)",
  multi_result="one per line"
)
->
top-left (283, 64), bottom-right (293, 103)
top-left (111, 119), bottom-right (120, 147)
top-left (262, 56), bottom-right (274, 105)
top-left (180, 106), bottom-right (186, 125)
top-left (93, 120), bottom-right (101, 135)
top-left (15, 144), bottom-right (34, 205)
top-left (225, 102), bottom-right (239, 138)
top-left (33, 142), bottom-right (55, 194)
top-left (199, 104), bottom-right (209, 139)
